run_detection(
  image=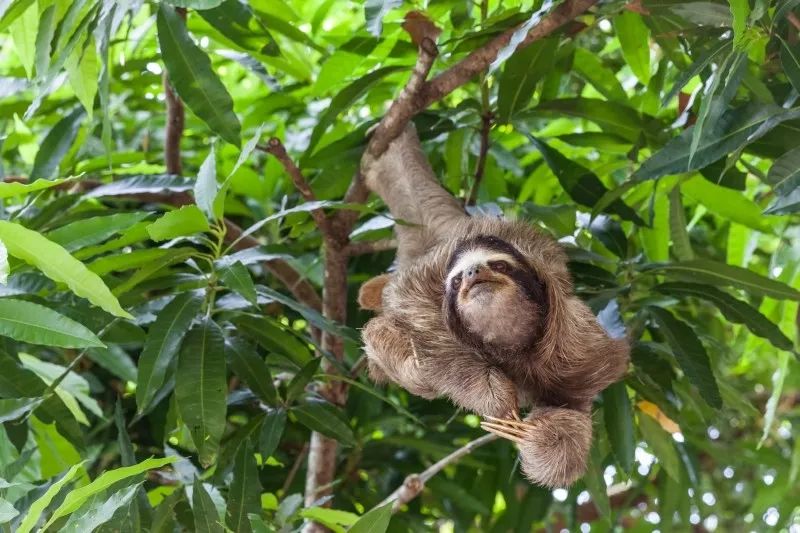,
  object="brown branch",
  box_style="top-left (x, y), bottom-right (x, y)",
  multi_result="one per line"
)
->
top-left (364, 37), bottom-right (440, 160)
top-left (163, 7), bottom-right (186, 175)
top-left (258, 139), bottom-right (332, 236)
top-left (788, 12), bottom-right (800, 32)
top-left (370, 0), bottom-right (597, 159)
top-left (466, 112), bottom-right (493, 206)
top-left (346, 238), bottom-right (398, 256)
top-left (378, 434), bottom-right (498, 512)
top-left (419, 0), bottom-right (596, 107)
